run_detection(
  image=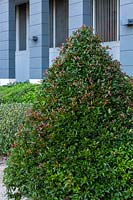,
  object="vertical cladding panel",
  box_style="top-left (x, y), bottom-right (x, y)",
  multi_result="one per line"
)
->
top-left (0, 0), bottom-right (15, 79)
top-left (69, 0), bottom-right (83, 36)
top-left (30, 0), bottom-right (49, 79)
top-left (42, 0), bottom-right (49, 72)
top-left (83, 0), bottom-right (93, 27)
top-left (9, 0), bottom-right (15, 78)
top-left (69, 0), bottom-right (93, 35)
top-left (0, 0), bottom-right (9, 78)
top-left (120, 0), bottom-right (133, 76)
